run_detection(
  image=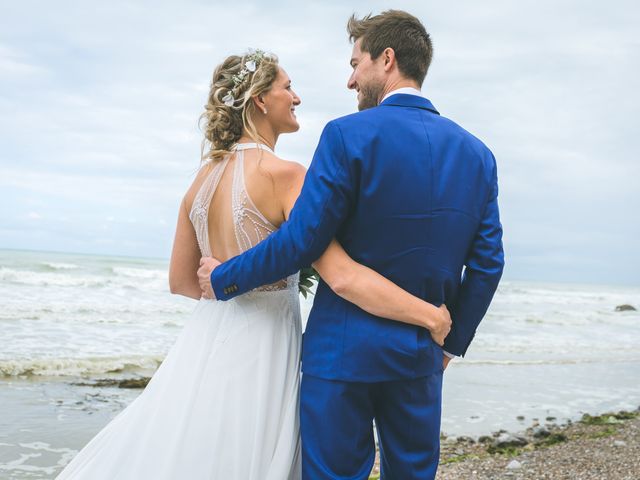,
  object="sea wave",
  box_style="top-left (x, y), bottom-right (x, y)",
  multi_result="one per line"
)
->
top-left (41, 262), bottom-right (79, 271)
top-left (0, 355), bottom-right (164, 377)
top-left (0, 267), bottom-right (106, 287)
top-left (461, 357), bottom-right (640, 366)
top-left (112, 266), bottom-right (166, 280)
top-left (0, 266), bottom-right (167, 290)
